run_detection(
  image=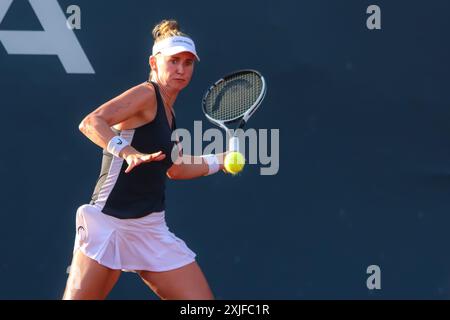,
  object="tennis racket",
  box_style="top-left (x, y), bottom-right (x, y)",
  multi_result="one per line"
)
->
top-left (201, 69), bottom-right (267, 154)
